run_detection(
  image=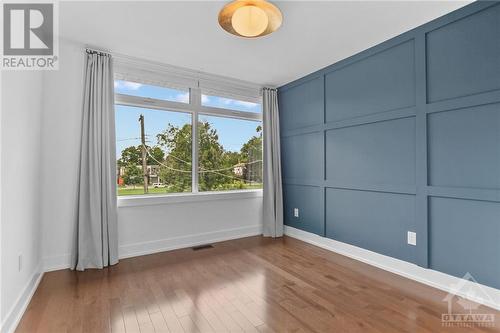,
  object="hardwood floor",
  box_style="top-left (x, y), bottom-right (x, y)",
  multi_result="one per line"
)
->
top-left (16, 236), bottom-right (500, 333)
